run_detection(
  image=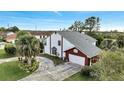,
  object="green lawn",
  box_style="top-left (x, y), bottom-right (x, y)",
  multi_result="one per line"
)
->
top-left (40, 54), bottom-right (64, 65)
top-left (0, 49), bottom-right (15, 59)
top-left (64, 72), bottom-right (93, 81)
top-left (0, 61), bottom-right (32, 81)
